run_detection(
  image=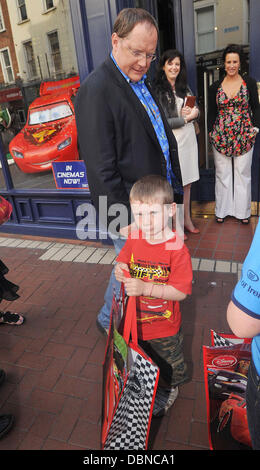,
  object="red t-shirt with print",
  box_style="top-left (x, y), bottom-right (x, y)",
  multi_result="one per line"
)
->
top-left (116, 230), bottom-right (193, 341)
